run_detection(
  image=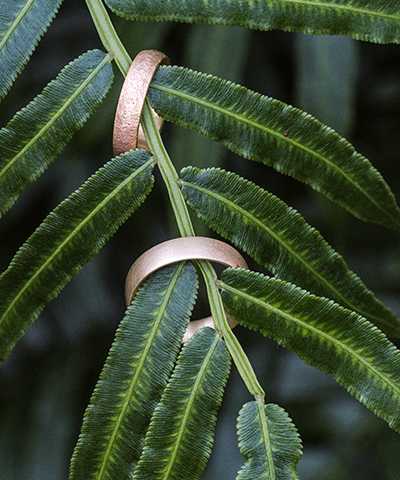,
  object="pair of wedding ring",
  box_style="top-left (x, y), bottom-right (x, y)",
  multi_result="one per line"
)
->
top-left (113, 50), bottom-right (247, 340)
